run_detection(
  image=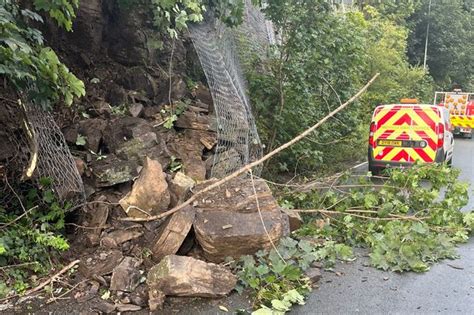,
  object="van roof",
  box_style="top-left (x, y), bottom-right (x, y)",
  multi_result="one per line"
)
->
top-left (376, 103), bottom-right (437, 109)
